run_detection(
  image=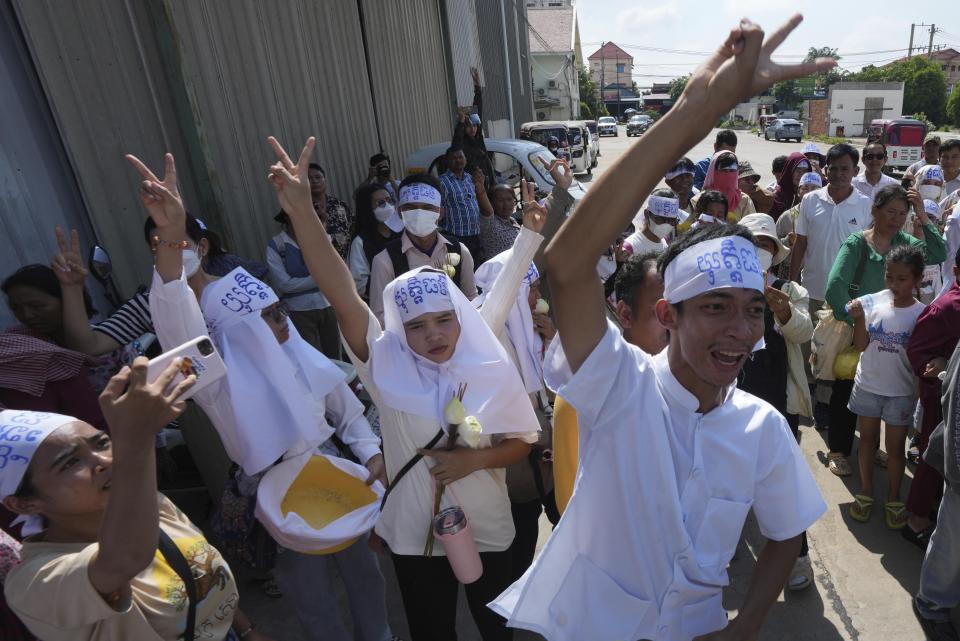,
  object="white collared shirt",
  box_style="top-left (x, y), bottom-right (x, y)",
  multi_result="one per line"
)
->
top-left (492, 322), bottom-right (825, 641)
top-left (795, 186), bottom-right (873, 300)
top-left (852, 172), bottom-right (898, 201)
